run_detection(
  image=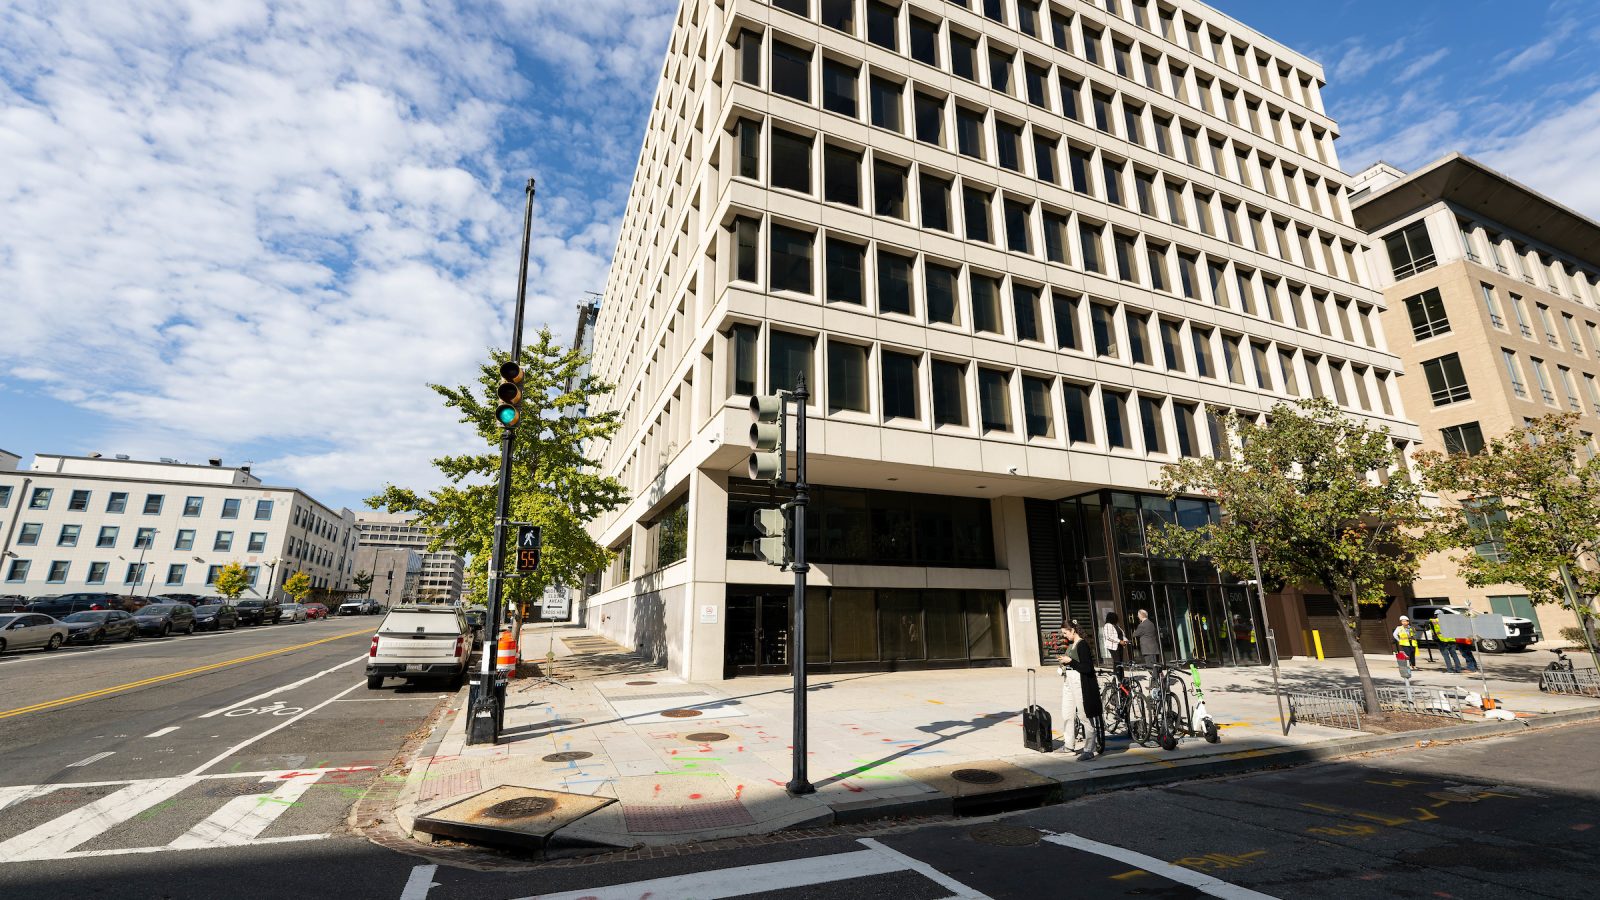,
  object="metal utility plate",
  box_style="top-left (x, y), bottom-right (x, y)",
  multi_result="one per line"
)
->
top-left (413, 785), bottom-right (615, 849)
top-left (904, 759), bottom-right (1054, 800)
